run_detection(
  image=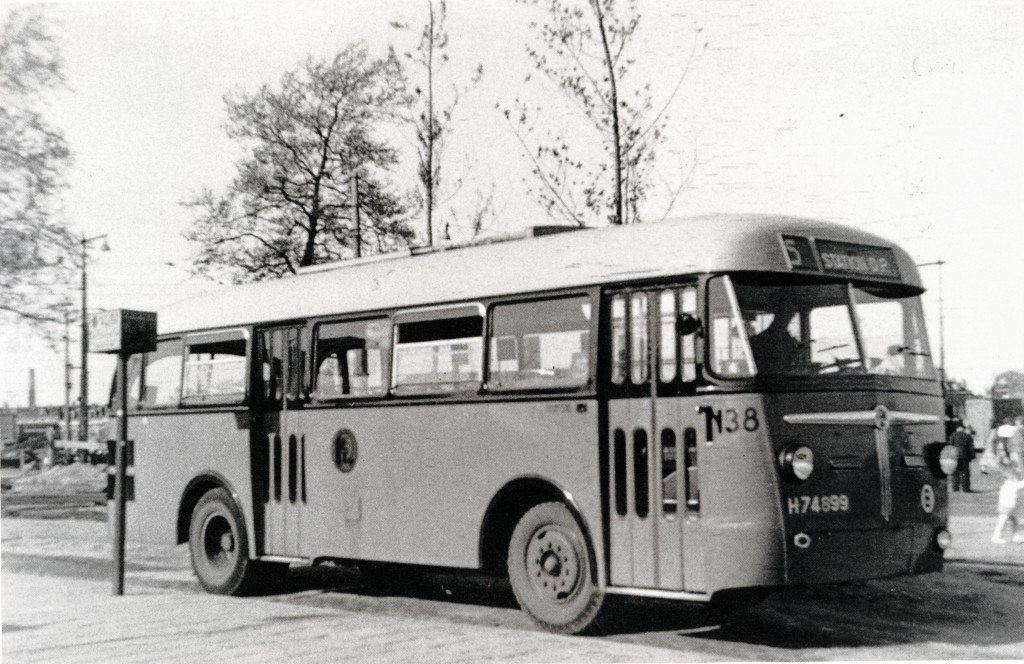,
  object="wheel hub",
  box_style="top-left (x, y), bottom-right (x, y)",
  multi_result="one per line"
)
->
top-left (526, 527), bottom-right (581, 603)
top-left (203, 514), bottom-right (236, 568)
